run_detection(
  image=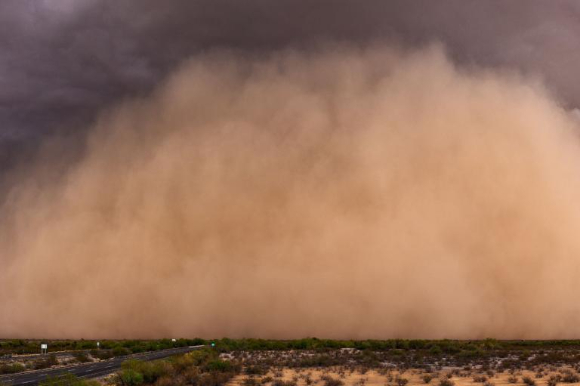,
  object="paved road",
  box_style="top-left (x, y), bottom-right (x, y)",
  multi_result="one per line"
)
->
top-left (0, 345), bottom-right (205, 386)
